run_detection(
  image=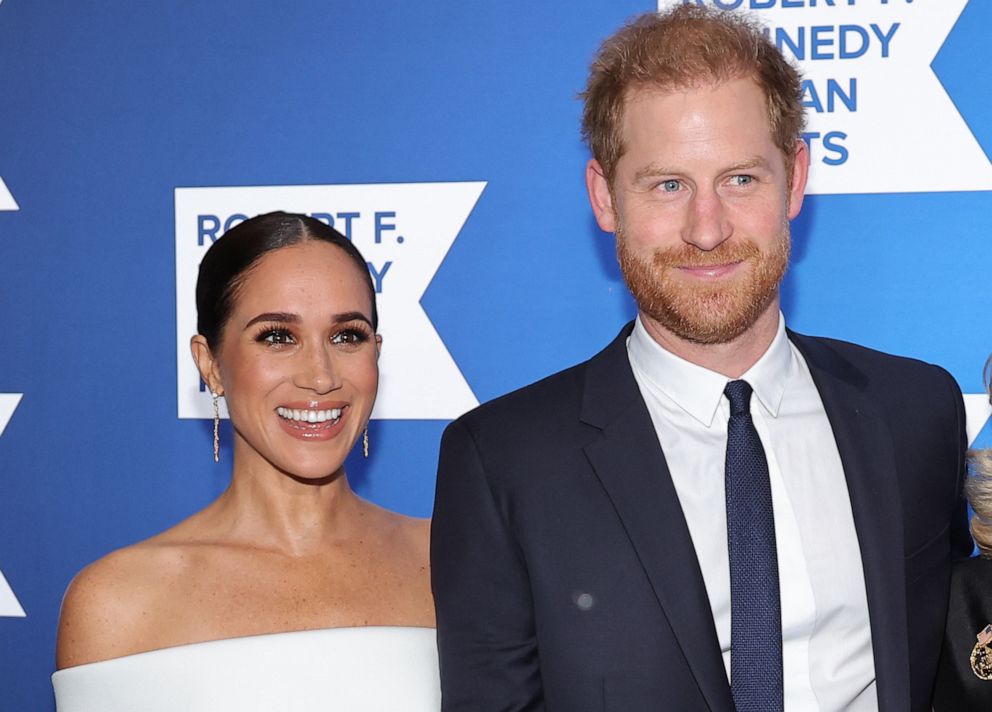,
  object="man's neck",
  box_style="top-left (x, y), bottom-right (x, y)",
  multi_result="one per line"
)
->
top-left (639, 302), bottom-right (781, 379)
